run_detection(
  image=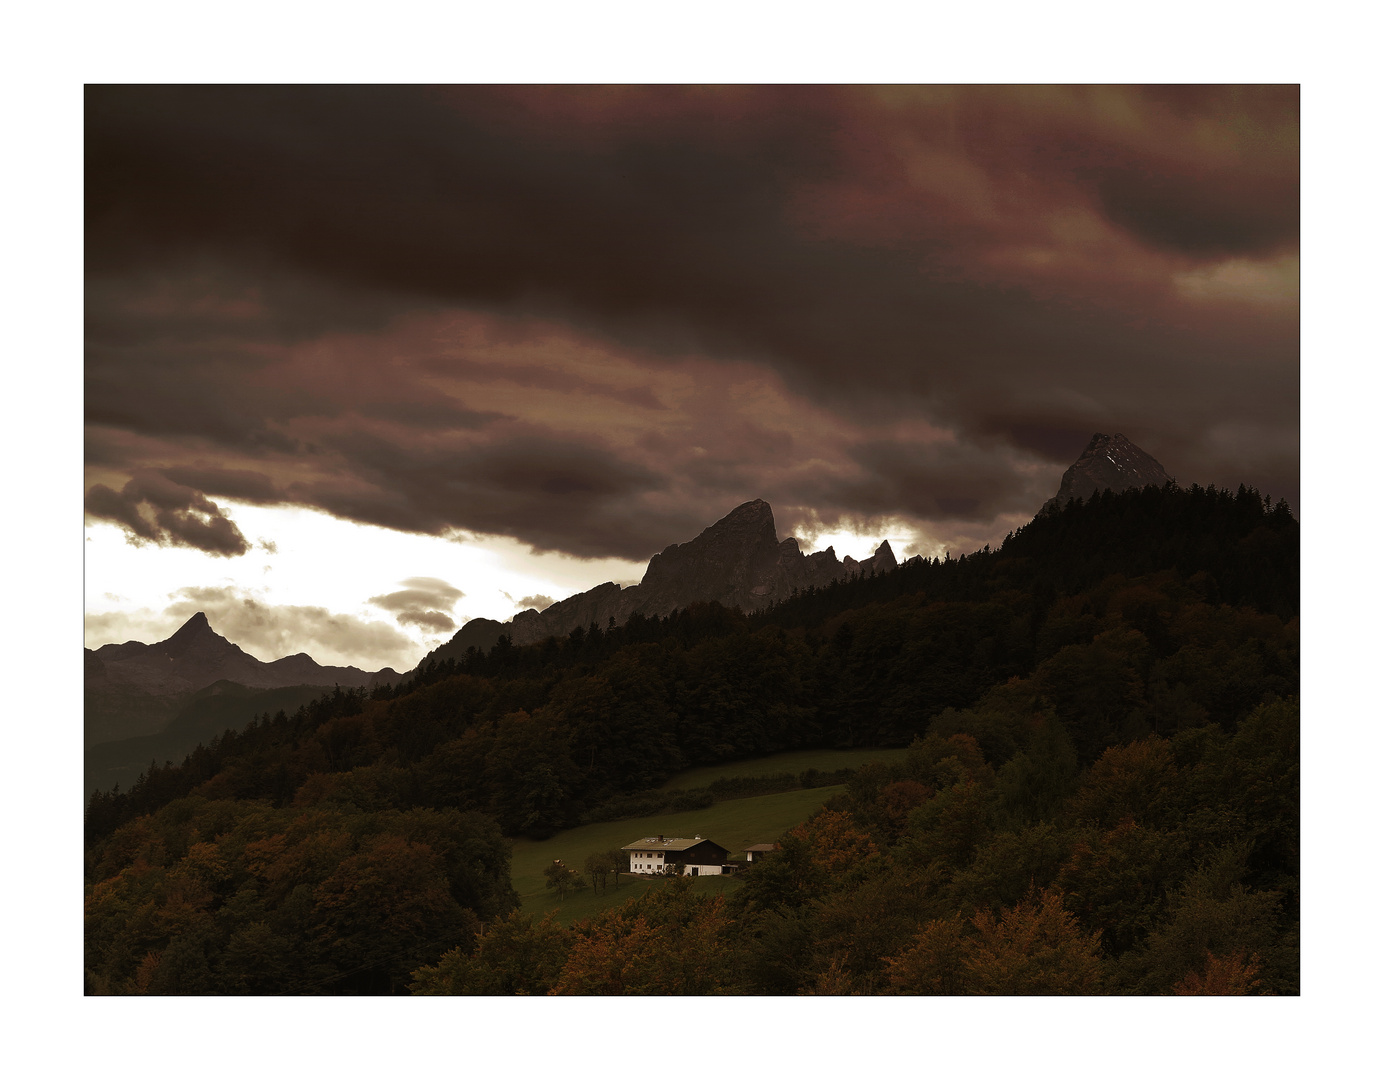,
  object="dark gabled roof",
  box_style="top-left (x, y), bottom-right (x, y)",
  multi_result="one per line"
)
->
top-left (743, 844), bottom-right (779, 852)
top-left (621, 836), bottom-right (728, 854)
